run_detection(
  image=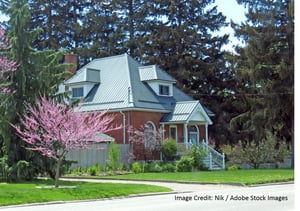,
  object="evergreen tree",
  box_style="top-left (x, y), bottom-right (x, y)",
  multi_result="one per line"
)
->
top-left (230, 0), bottom-right (294, 166)
top-left (27, 0), bottom-right (88, 51)
top-left (0, 0), bottom-right (69, 181)
top-left (138, 0), bottom-right (232, 144)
